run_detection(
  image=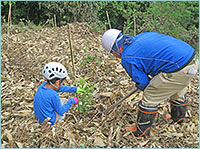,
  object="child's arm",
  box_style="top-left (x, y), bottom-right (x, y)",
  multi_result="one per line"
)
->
top-left (59, 86), bottom-right (85, 94)
top-left (52, 95), bottom-right (77, 115)
top-left (59, 85), bottom-right (78, 93)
